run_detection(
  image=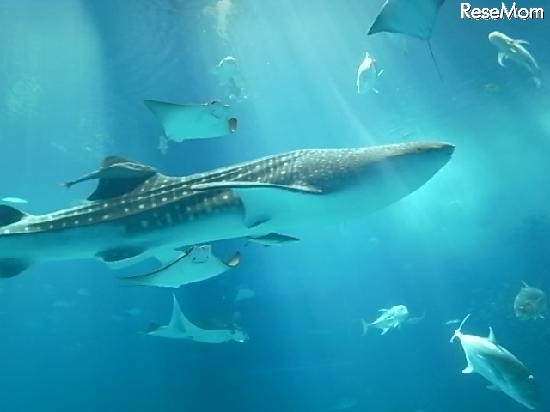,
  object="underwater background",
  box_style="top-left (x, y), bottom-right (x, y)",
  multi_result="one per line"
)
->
top-left (0, 0), bottom-right (549, 411)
